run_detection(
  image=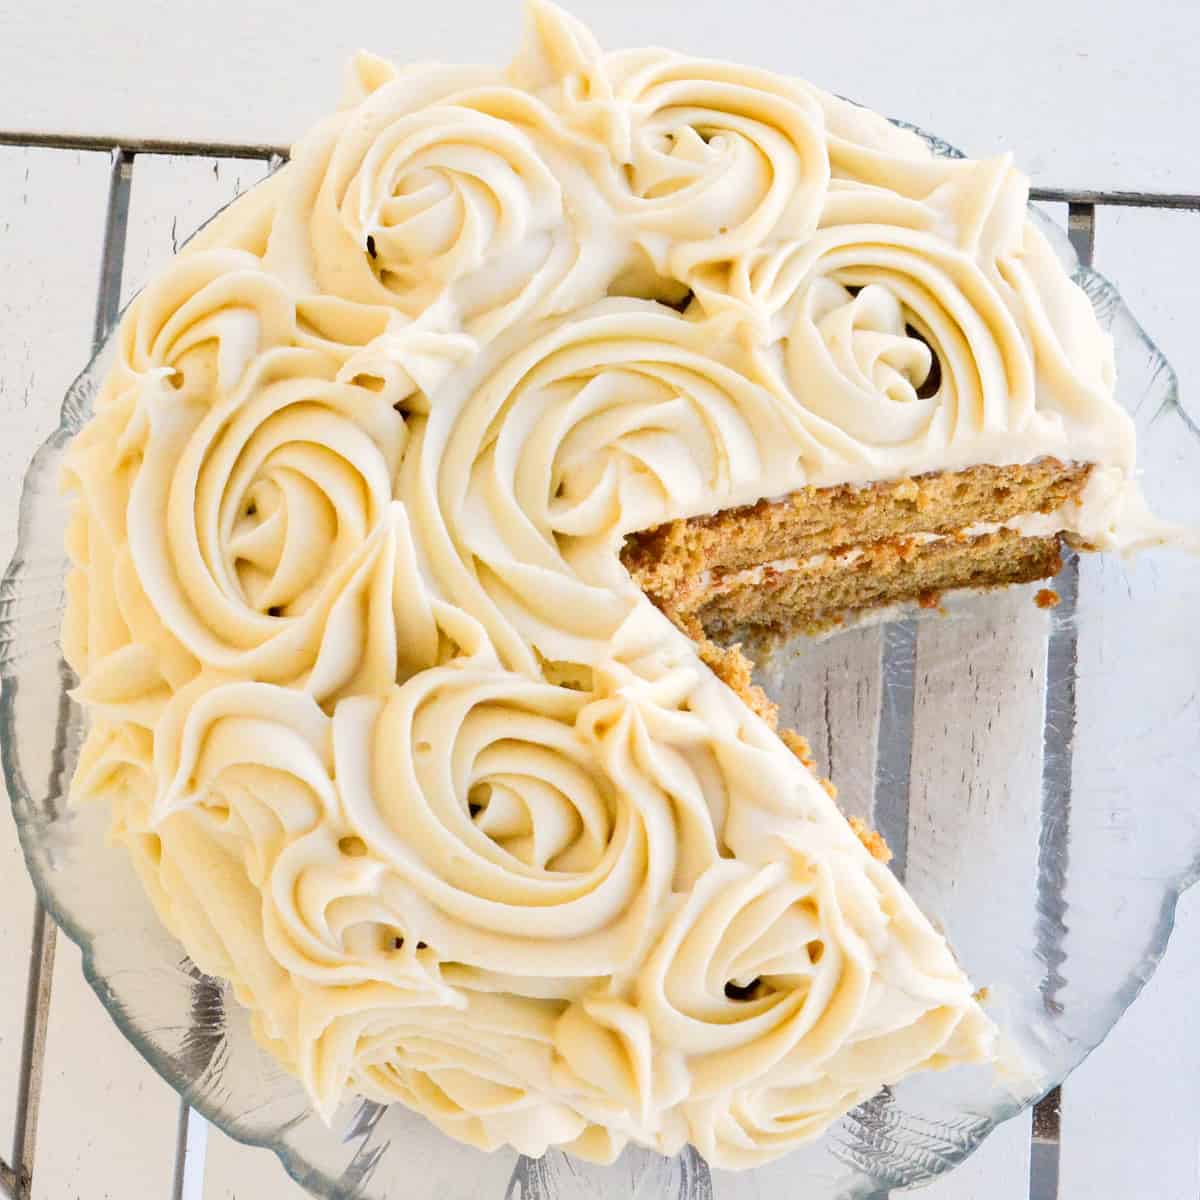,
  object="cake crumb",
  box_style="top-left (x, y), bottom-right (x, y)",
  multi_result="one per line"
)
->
top-left (848, 817), bottom-right (892, 864)
top-left (779, 728), bottom-right (815, 769)
top-left (917, 590), bottom-right (942, 610)
top-left (694, 633), bottom-right (779, 728)
top-left (1035, 588), bottom-right (1060, 609)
